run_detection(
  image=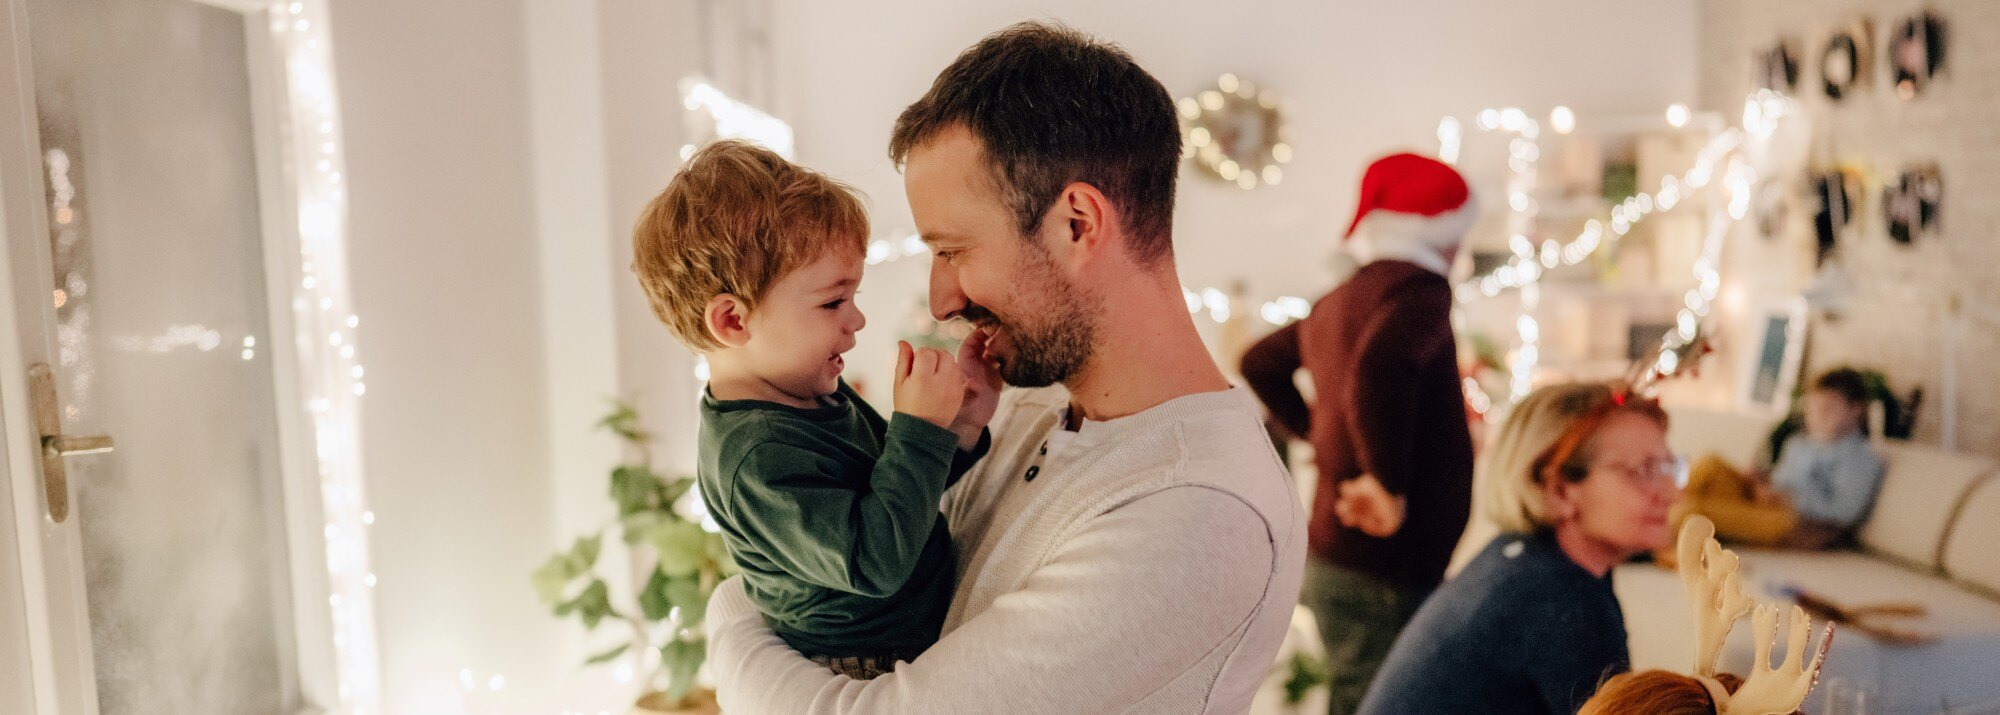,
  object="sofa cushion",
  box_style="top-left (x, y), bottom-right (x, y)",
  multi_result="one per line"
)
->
top-left (1619, 549), bottom-right (2000, 713)
top-left (1943, 477), bottom-right (2000, 595)
top-left (1665, 406), bottom-right (1778, 471)
top-left (1858, 444), bottom-right (1996, 570)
